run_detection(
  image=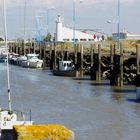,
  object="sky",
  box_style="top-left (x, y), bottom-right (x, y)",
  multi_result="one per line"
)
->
top-left (0, 0), bottom-right (139, 39)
